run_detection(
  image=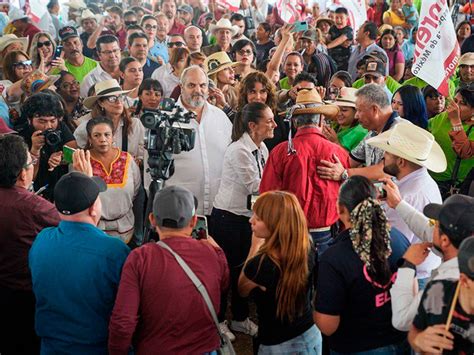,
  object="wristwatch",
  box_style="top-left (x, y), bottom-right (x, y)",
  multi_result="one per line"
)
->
top-left (452, 124), bottom-right (463, 132)
top-left (341, 169), bottom-right (349, 181)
